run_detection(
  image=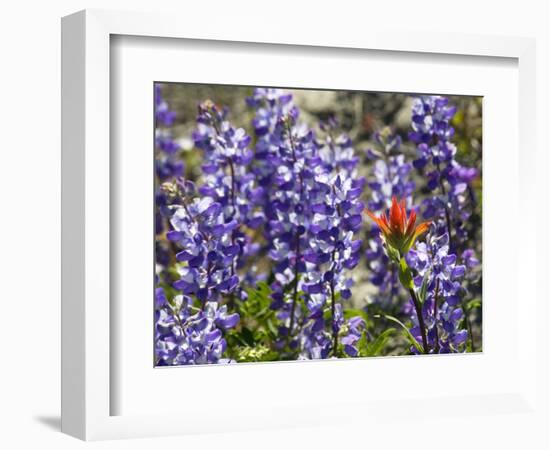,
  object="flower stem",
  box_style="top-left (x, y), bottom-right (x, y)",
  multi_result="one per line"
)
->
top-left (286, 119), bottom-right (303, 346)
top-left (461, 298), bottom-right (476, 351)
top-left (227, 158), bottom-right (237, 217)
top-left (288, 233), bottom-right (300, 342)
top-left (227, 158), bottom-right (237, 309)
top-left (408, 287), bottom-right (429, 354)
top-left (330, 280), bottom-right (338, 356)
top-left (330, 189), bottom-right (340, 356)
top-left (433, 278), bottom-right (440, 353)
